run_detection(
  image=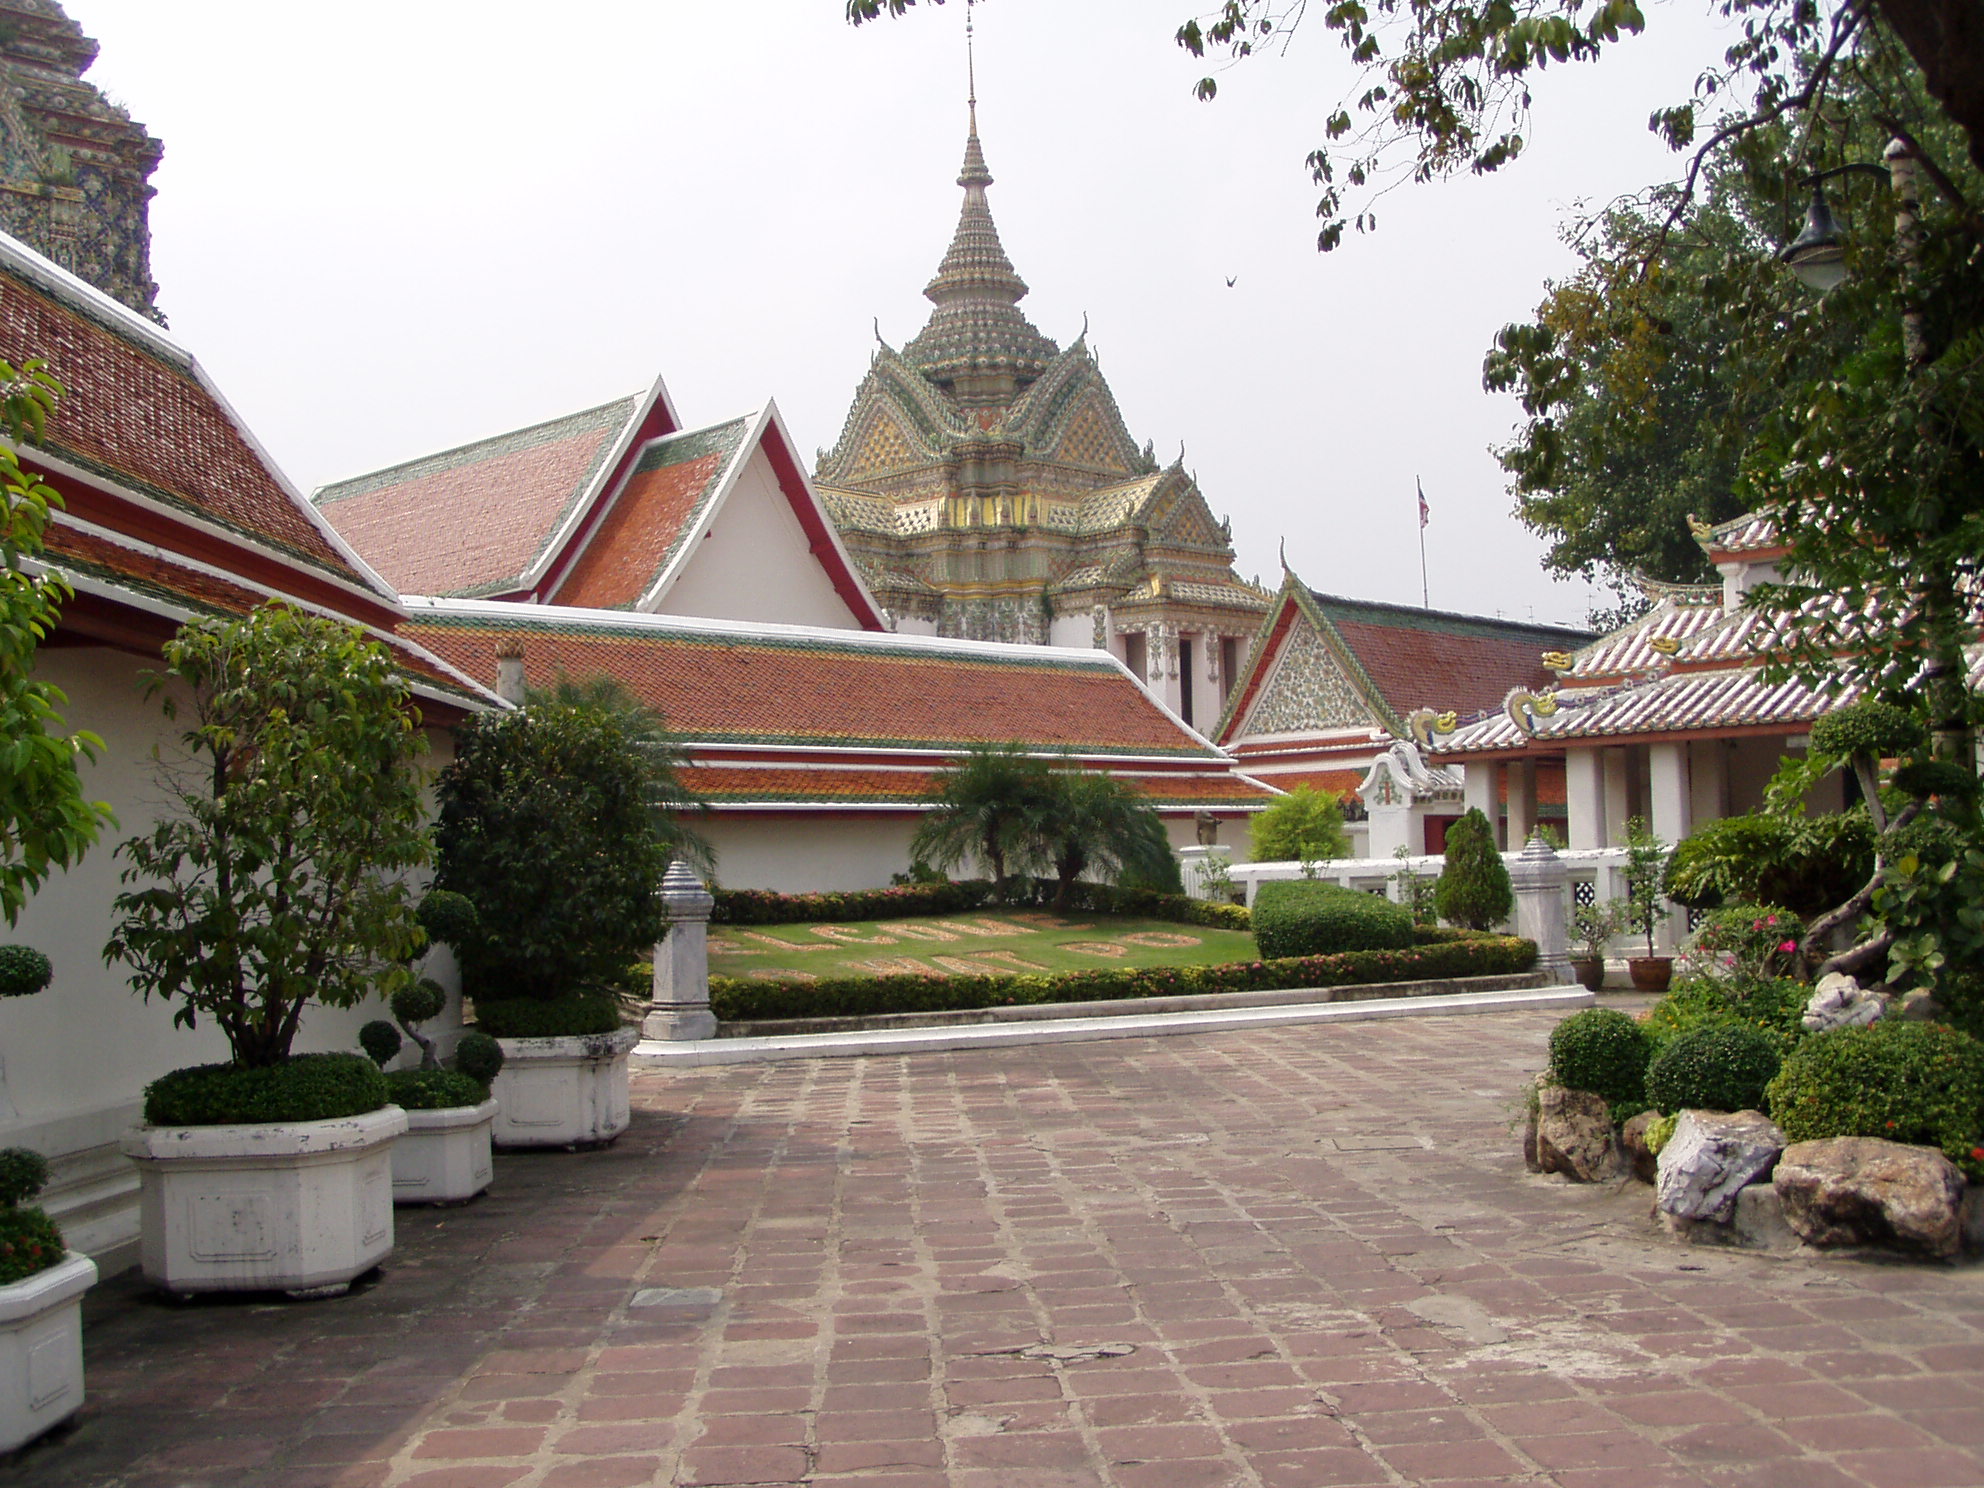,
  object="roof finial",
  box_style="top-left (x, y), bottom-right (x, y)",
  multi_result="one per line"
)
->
top-left (966, 0), bottom-right (978, 131)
